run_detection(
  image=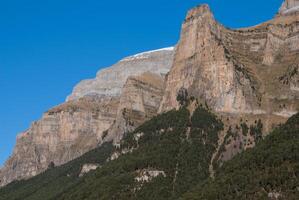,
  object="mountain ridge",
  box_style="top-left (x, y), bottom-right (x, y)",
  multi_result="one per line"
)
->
top-left (67, 47), bottom-right (174, 101)
top-left (1, 0), bottom-right (298, 189)
top-left (0, 48), bottom-right (174, 187)
top-left (0, 104), bottom-right (297, 199)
